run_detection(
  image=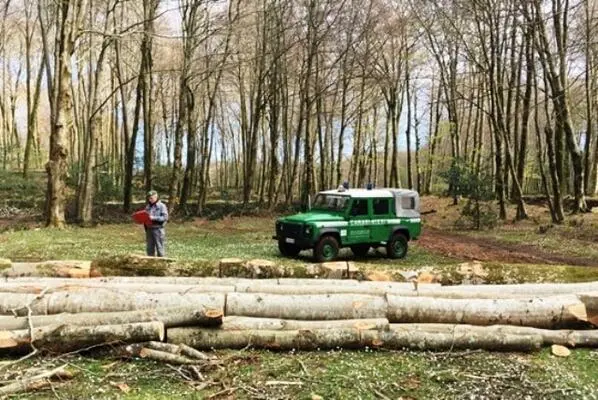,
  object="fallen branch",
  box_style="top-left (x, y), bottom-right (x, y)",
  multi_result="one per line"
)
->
top-left (0, 365), bottom-right (74, 396)
top-left (139, 348), bottom-right (199, 365)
